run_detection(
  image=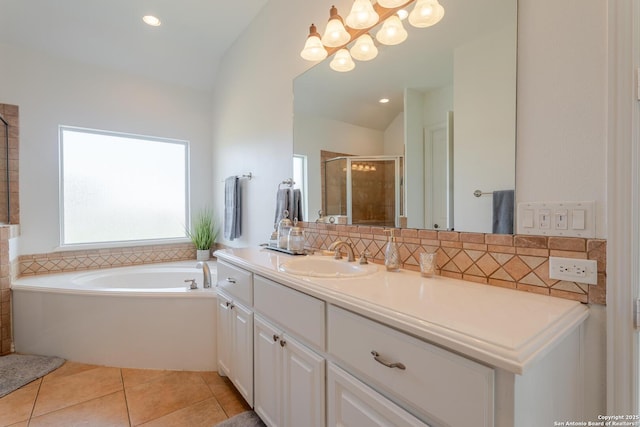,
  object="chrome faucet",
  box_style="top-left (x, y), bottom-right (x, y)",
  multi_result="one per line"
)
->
top-left (196, 261), bottom-right (212, 288)
top-left (328, 240), bottom-right (356, 262)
